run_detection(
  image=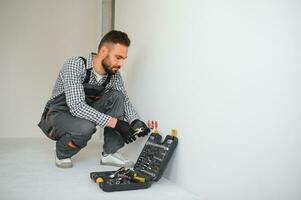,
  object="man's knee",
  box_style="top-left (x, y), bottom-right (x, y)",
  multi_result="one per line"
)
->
top-left (110, 90), bottom-right (125, 103)
top-left (78, 121), bottom-right (96, 136)
top-left (100, 90), bottom-right (125, 119)
top-left (71, 121), bottom-right (96, 148)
